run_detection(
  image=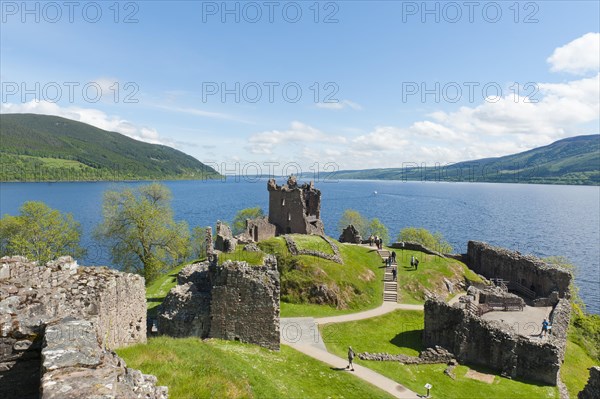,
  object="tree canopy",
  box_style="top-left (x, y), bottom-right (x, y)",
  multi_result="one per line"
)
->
top-left (94, 183), bottom-right (190, 282)
top-left (0, 201), bottom-right (85, 263)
